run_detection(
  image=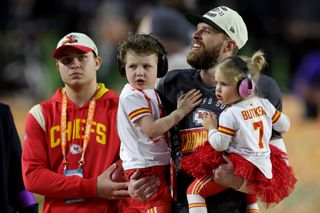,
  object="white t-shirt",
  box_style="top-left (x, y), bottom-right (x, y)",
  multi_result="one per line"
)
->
top-left (117, 83), bottom-right (170, 170)
top-left (208, 97), bottom-right (290, 179)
